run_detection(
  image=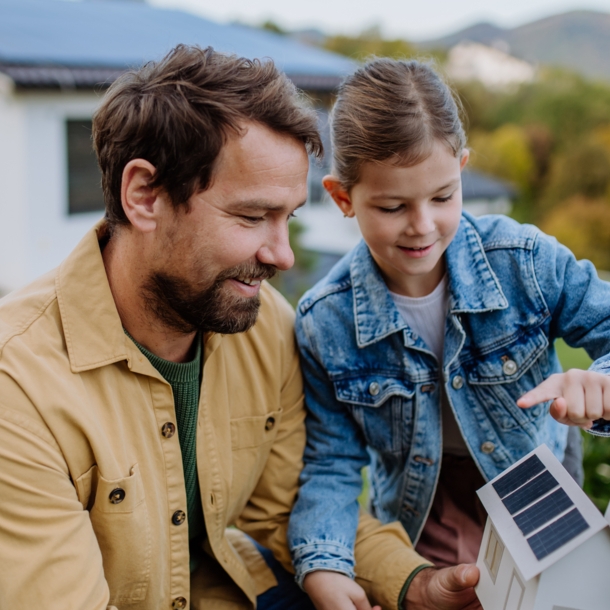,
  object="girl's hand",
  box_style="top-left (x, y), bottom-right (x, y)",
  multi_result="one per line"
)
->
top-left (517, 369), bottom-right (610, 427)
top-left (303, 571), bottom-right (381, 610)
